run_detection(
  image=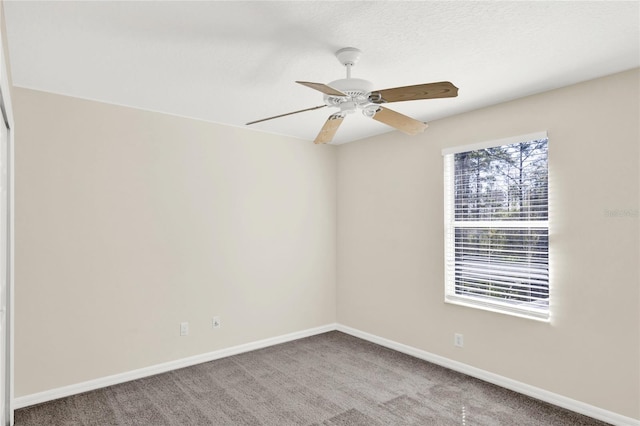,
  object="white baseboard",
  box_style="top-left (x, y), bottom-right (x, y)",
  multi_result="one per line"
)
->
top-left (13, 323), bottom-right (336, 410)
top-left (13, 323), bottom-right (639, 426)
top-left (336, 324), bottom-right (640, 426)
